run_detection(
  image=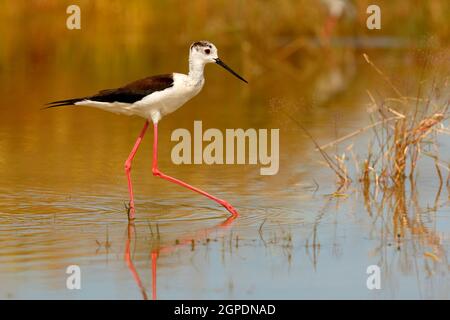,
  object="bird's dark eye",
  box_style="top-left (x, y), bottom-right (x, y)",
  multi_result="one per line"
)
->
top-left (205, 49), bottom-right (211, 54)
